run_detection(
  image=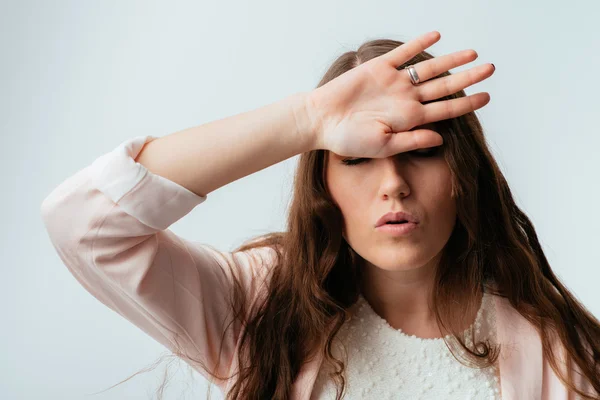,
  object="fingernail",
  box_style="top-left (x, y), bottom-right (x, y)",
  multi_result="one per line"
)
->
top-left (491, 63), bottom-right (495, 71)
